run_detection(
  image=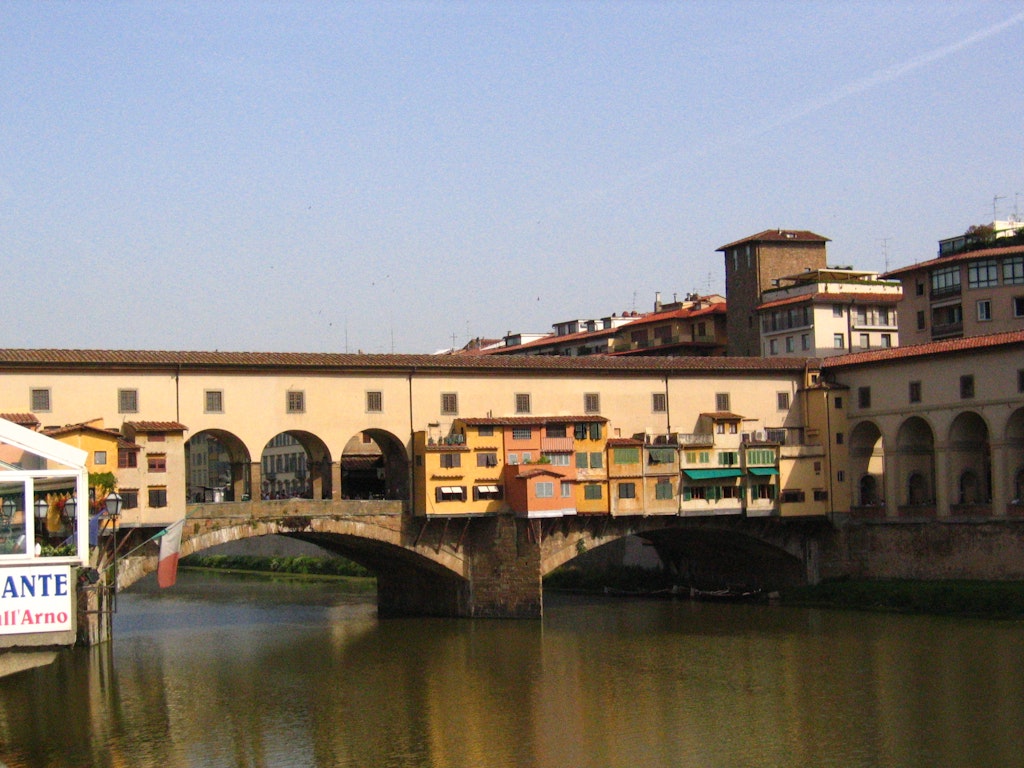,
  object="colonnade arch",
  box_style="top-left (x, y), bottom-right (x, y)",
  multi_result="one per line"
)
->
top-left (185, 429), bottom-right (252, 502)
top-left (895, 416), bottom-right (936, 510)
top-left (260, 430), bottom-right (333, 500)
top-left (849, 421), bottom-right (885, 509)
top-left (341, 429), bottom-right (409, 500)
top-left (948, 412), bottom-right (991, 507)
